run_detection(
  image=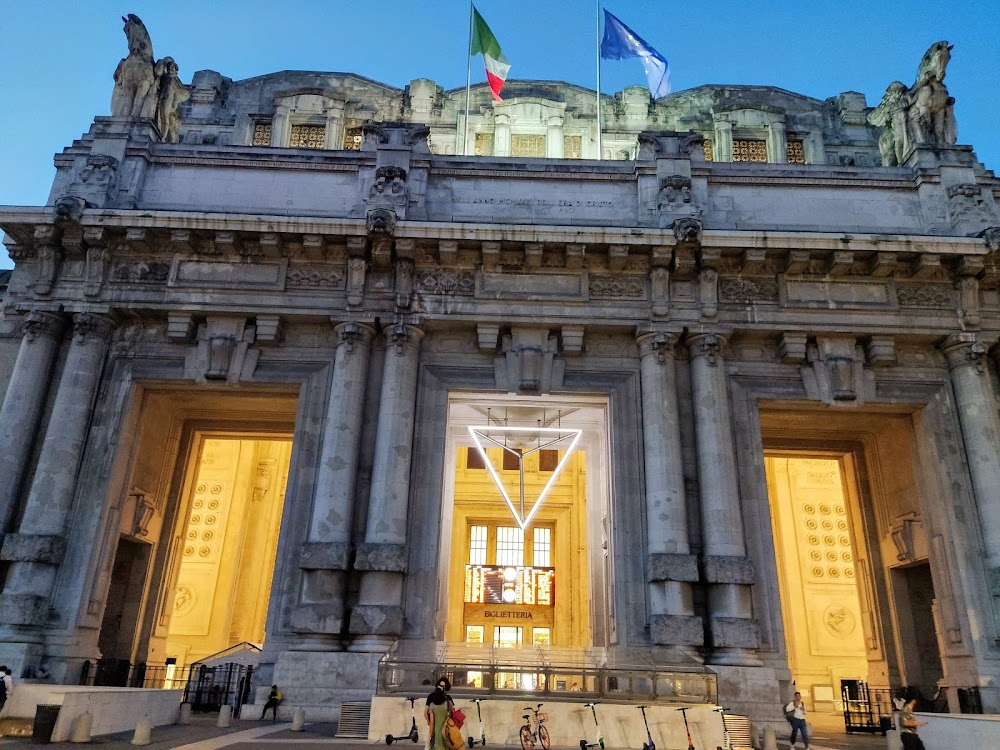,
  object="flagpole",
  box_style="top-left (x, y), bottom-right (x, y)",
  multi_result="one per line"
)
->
top-left (595, 0), bottom-right (602, 161)
top-left (463, 1), bottom-right (475, 156)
